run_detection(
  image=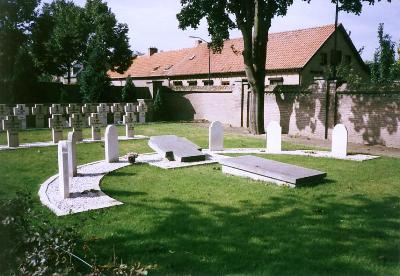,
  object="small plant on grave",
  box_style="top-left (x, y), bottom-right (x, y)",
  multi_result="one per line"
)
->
top-left (127, 152), bottom-right (139, 164)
